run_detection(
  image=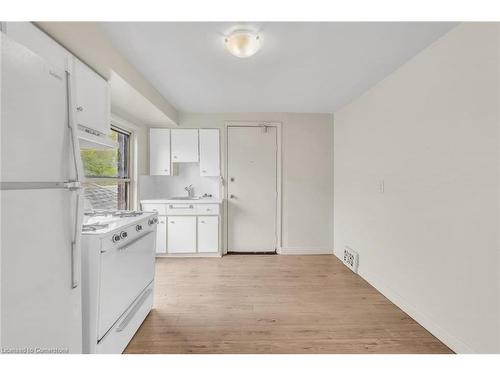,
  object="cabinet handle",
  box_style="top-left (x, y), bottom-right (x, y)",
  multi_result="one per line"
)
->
top-left (200, 221), bottom-right (205, 224)
top-left (170, 221), bottom-right (175, 224)
top-left (76, 106), bottom-right (84, 112)
top-left (169, 204), bottom-right (194, 209)
top-left (173, 155), bottom-right (178, 159)
top-left (202, 170), bottom-right (207, 173)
